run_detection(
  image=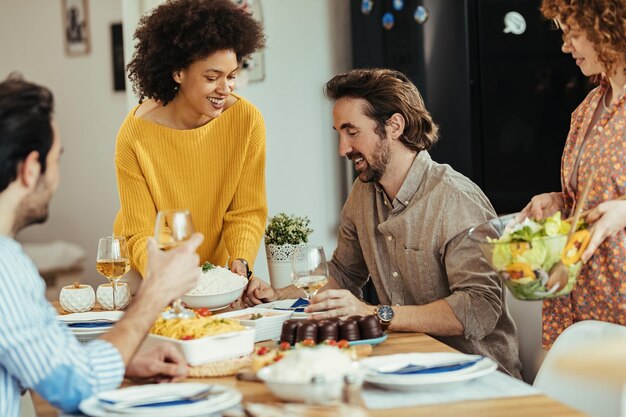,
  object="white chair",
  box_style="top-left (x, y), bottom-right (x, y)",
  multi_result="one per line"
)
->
top-left (505, 291), bottom-right (544, 383)
top-left (533, 320), bottom-right (626, 417)
top-left (19, 391), bottom-right (37, 417)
